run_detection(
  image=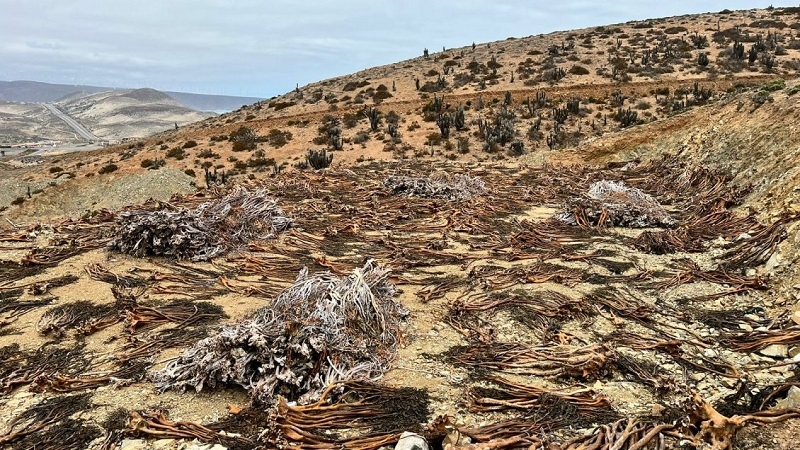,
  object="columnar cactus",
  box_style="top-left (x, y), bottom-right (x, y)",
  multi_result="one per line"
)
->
top-left (364, 107), bottom-right (380, 131)
top-left (454, 105), bottom-right (466, 131)
top-left (437, 113), bottom-right (452, 138)
top-left (306, 149), bottom-right (333, 169)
